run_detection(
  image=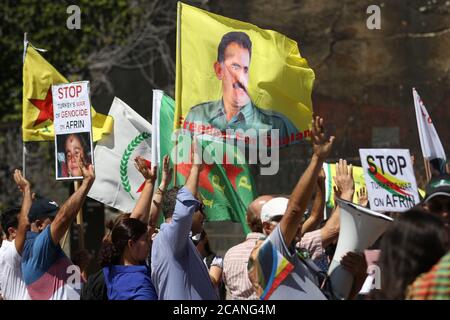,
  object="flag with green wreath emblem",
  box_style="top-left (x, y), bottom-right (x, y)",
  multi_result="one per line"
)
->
top-left (88, 97), bottom-right (153, 213)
